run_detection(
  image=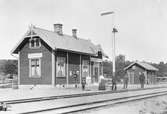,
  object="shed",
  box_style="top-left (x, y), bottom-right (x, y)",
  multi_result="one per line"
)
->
top-left (124, 61), bottom-right (158, 84)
